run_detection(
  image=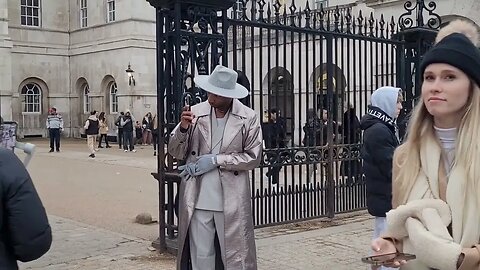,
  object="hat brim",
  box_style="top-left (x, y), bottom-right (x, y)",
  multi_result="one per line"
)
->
top-left (194, 75), bottom-right (249, 99)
